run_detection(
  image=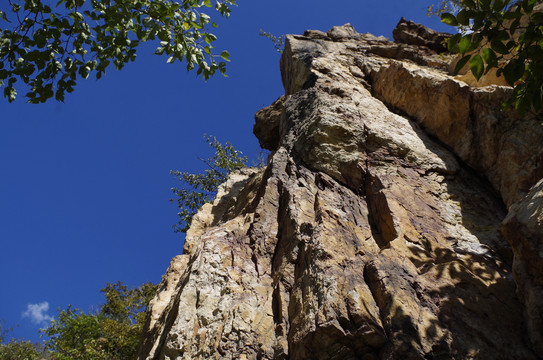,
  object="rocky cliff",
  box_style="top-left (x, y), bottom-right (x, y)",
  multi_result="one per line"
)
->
top-left (138, 20), bottom-right (543, 360)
